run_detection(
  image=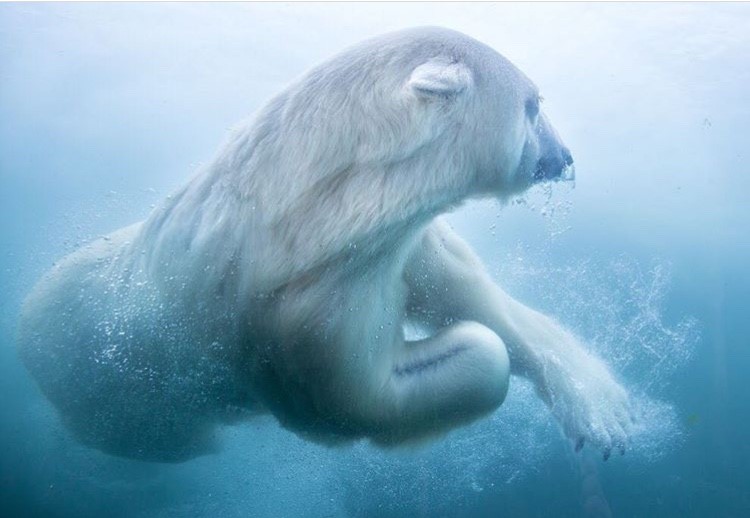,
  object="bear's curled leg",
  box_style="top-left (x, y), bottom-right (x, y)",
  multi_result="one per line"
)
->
top-left (404, 218), bottom-right (636, 457)
top-left (370, 320), bottom-right (510, 444)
